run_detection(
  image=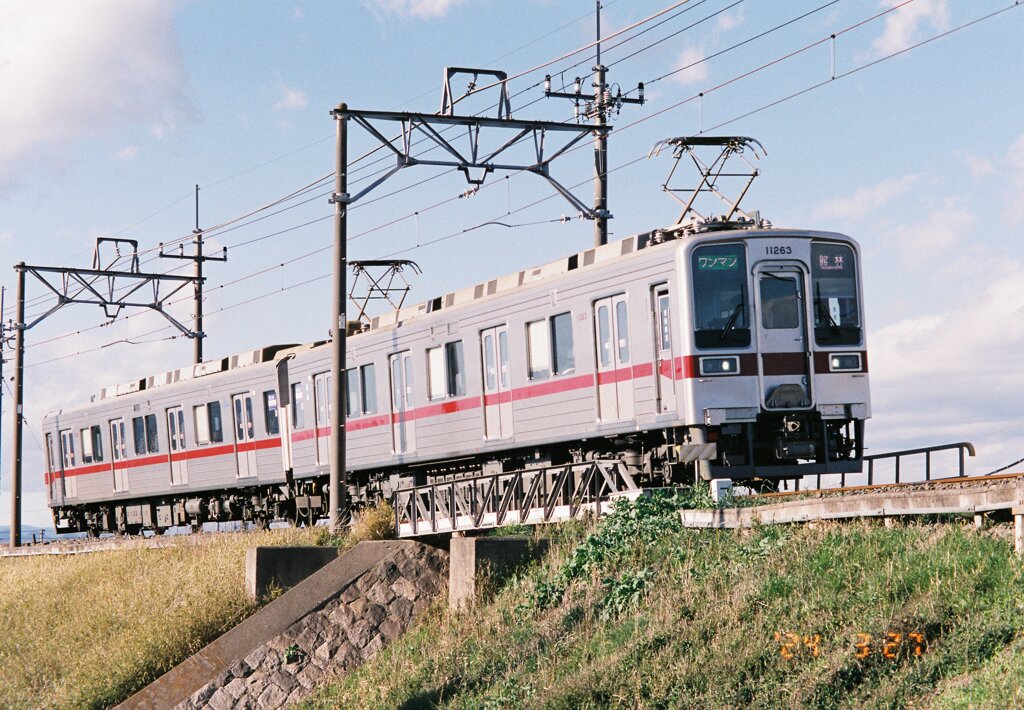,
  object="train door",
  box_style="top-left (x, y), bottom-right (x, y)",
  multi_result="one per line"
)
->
top-left (166, 406), bottom-right (189, 485)
top-left (754, 264), bottom-right (813, 409)
top-left (231, 393), bottom-right (258, 478)
top-left (390, 351), bottom-right (416, 453)
top-left (58, 428), bottom-right (77, 499)
top-left (653, 287), bottom-right (677, 413)
top-left (109, 418), bottom-right (128, 492)
top-left (313, 372), bottom-right (330, 465)
top-left (45, 433), bottom-right (59, 503)
top-left (594, 295), bottom-right (634, 421)
top-left (481, 325), bottom-right (512, 439)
